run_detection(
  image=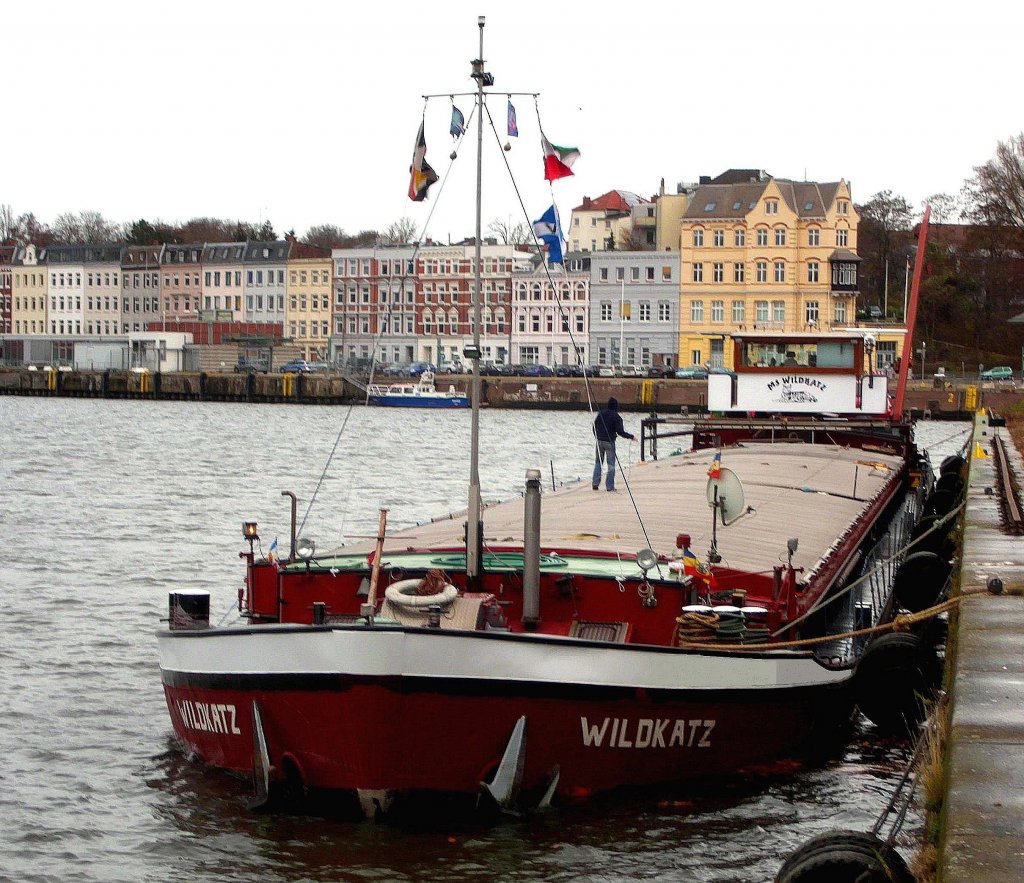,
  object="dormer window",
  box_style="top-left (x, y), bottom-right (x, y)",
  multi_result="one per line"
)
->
top-left (837, 199), bottom-right (849, 215)
top-left (704, 202), bottom-right (716, 212)
top-left (765, 199), bottom-right (779, 215)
